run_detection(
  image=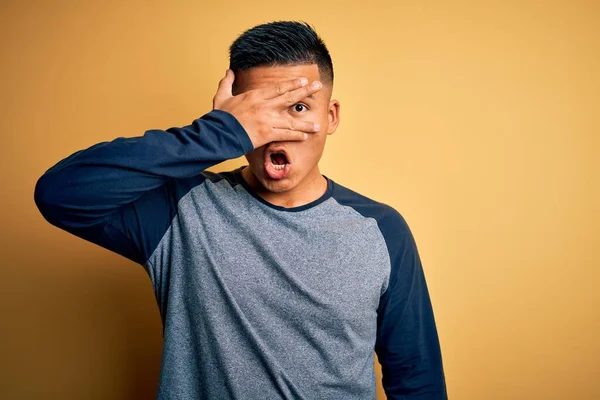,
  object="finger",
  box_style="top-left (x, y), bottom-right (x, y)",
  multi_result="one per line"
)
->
top-left (270, 80), bottom-right (322, 108)
top-left (271, 128), bottom-right (310, 142)
top-left (260, 77), bottom-right (309, 100)
top-left (213, 69), bottom-right (234, 108)
top-left (272, 117), bottom-right (320, 133)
